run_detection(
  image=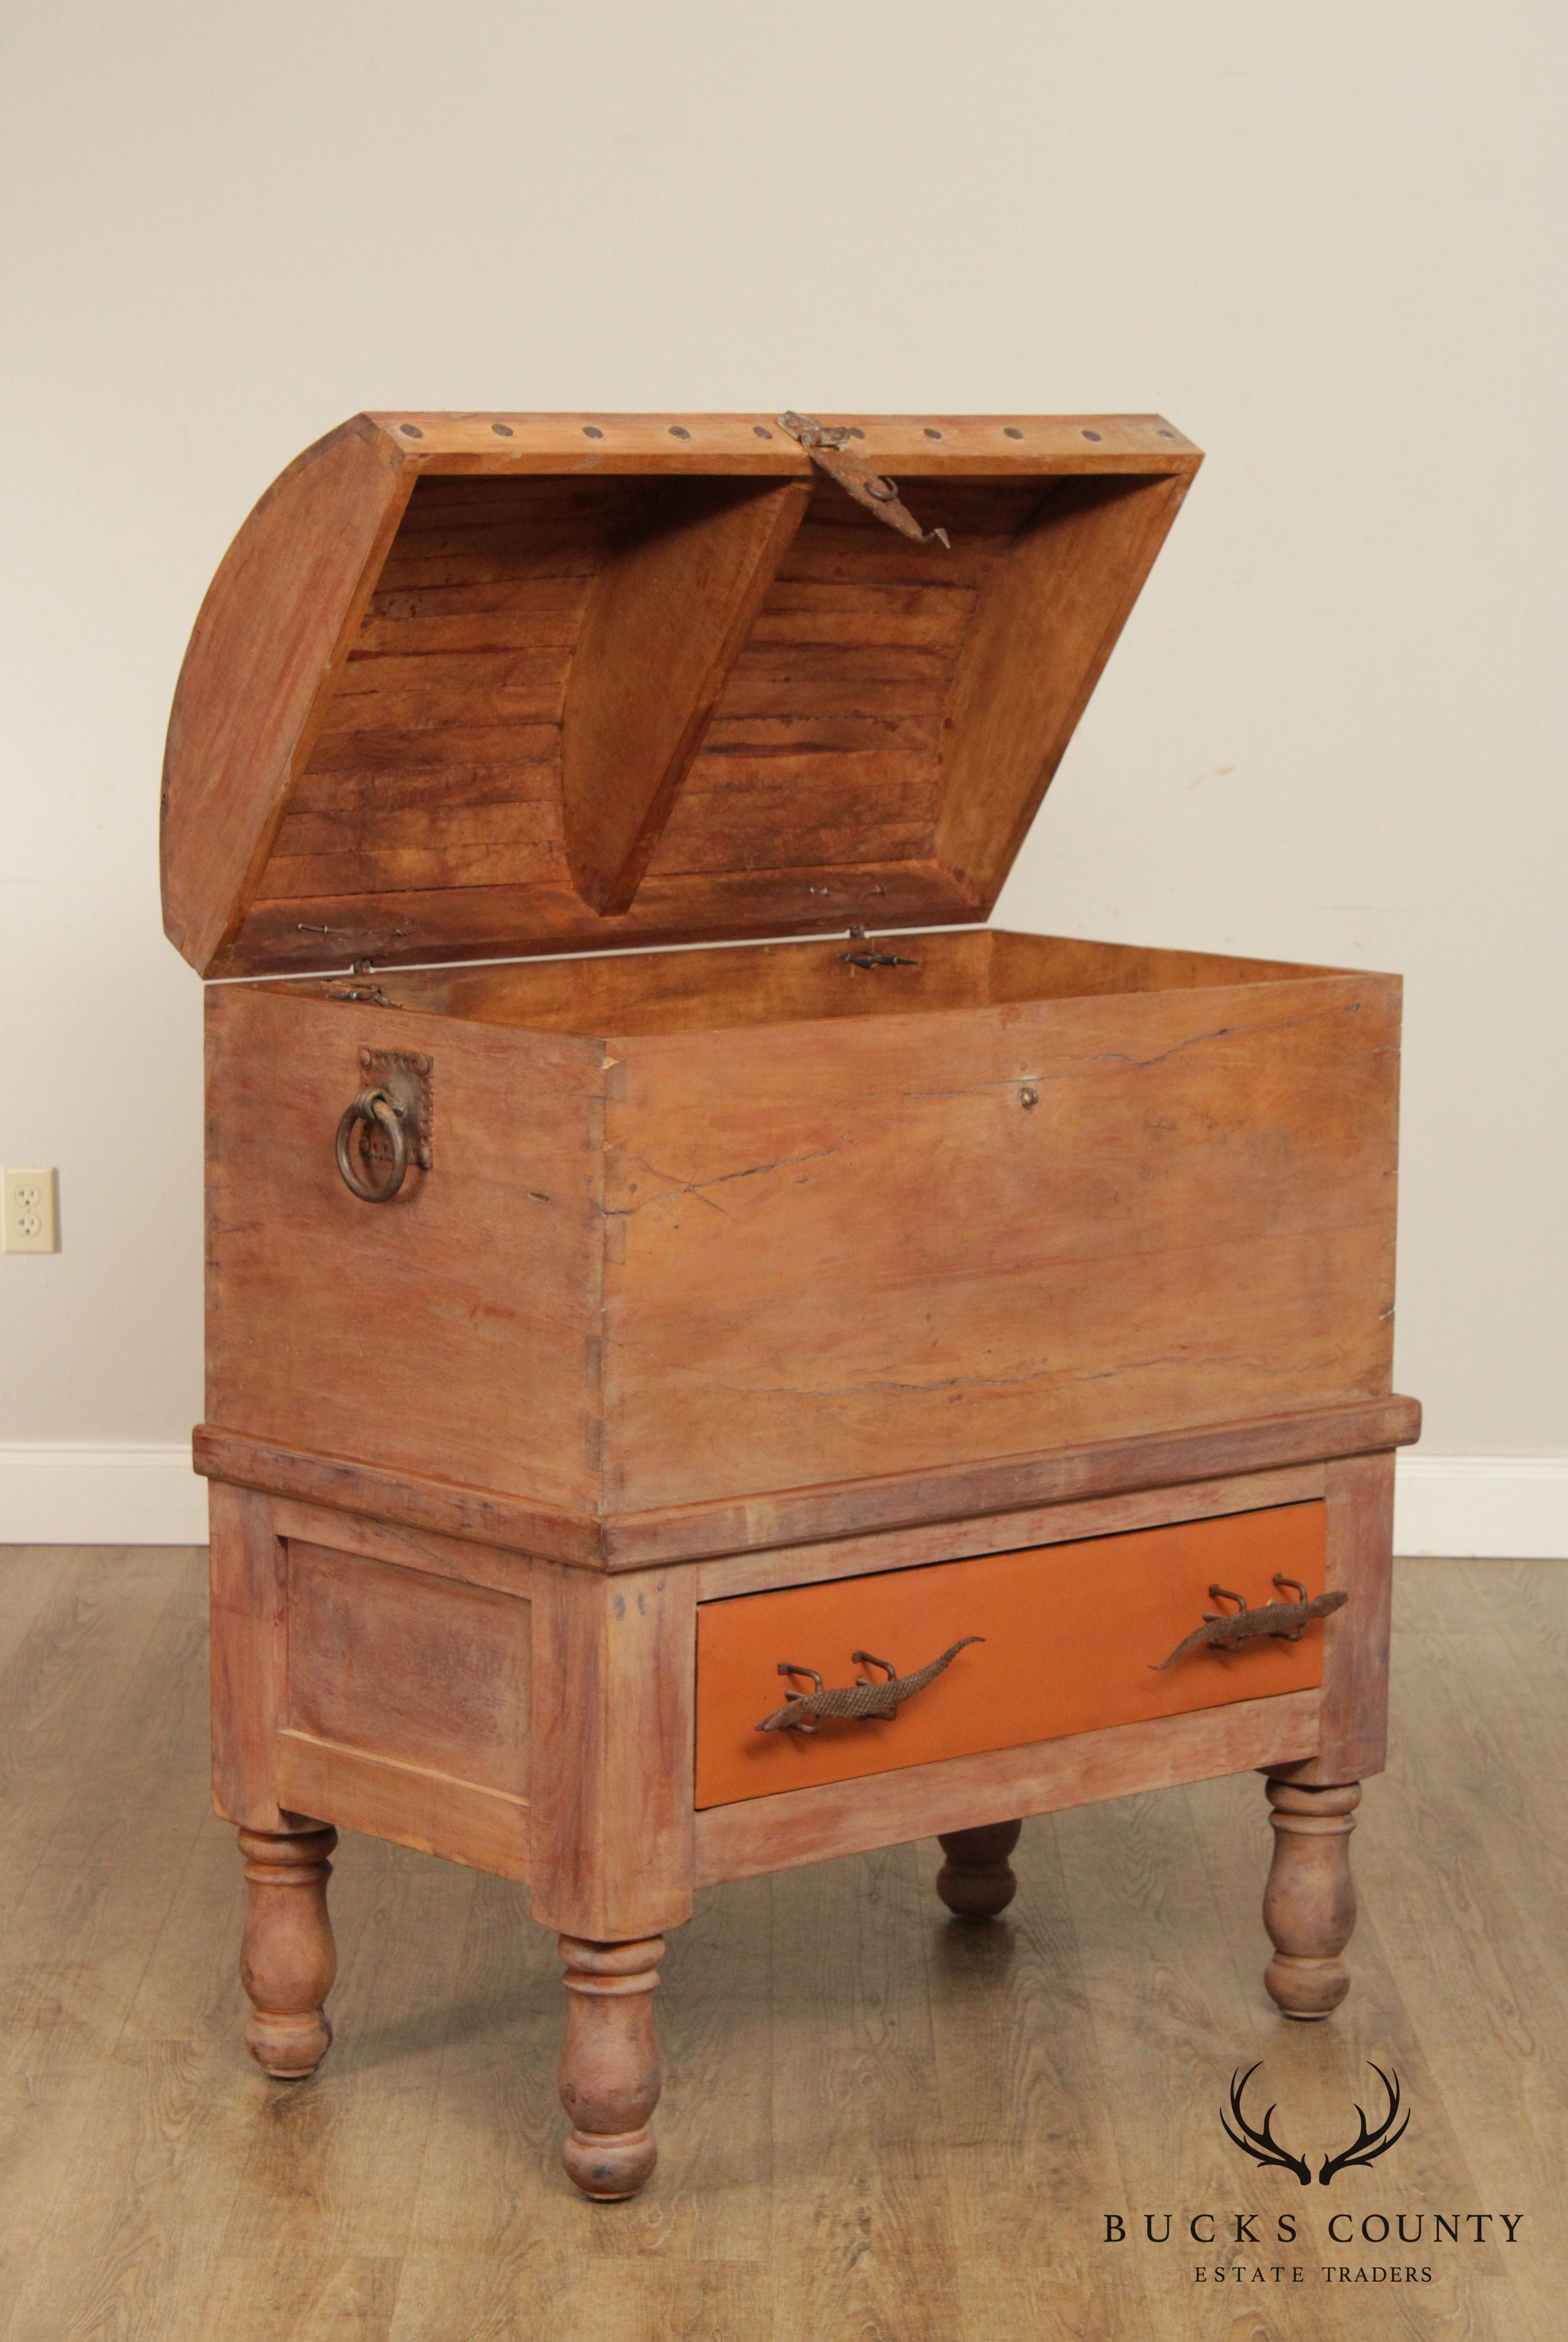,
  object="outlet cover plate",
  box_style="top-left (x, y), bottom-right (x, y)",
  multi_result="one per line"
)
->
top-left (3, 1168), bottom-right (59, 1253)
